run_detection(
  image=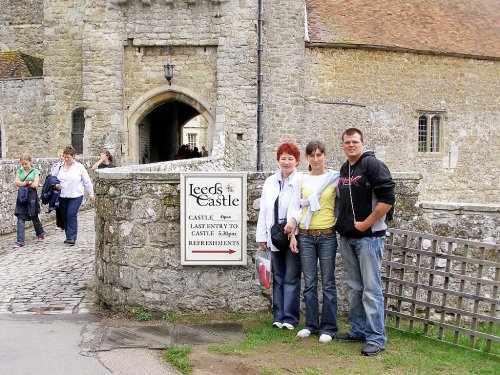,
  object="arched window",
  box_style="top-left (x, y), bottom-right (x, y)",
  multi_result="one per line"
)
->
top-left (71, 108), bottom-right (85, 154)
top-left (418, 113), bottom-right (442, 152)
